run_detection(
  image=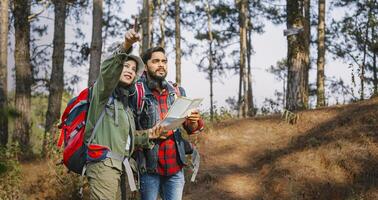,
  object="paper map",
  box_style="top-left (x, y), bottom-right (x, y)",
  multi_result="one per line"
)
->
top-left (159, 97), bottom-right (203, 130)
